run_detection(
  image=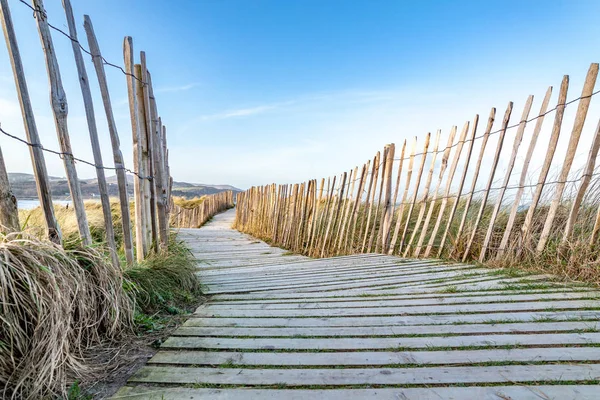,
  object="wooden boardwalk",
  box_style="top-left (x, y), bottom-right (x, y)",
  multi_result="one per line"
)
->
top-left (115, 209), bottom-right (600, 399)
